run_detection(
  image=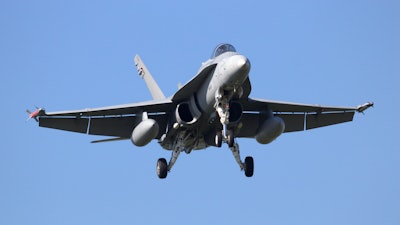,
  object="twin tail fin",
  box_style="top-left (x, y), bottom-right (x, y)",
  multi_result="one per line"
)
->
top-left (134, 55), bottom-right (166, 100)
